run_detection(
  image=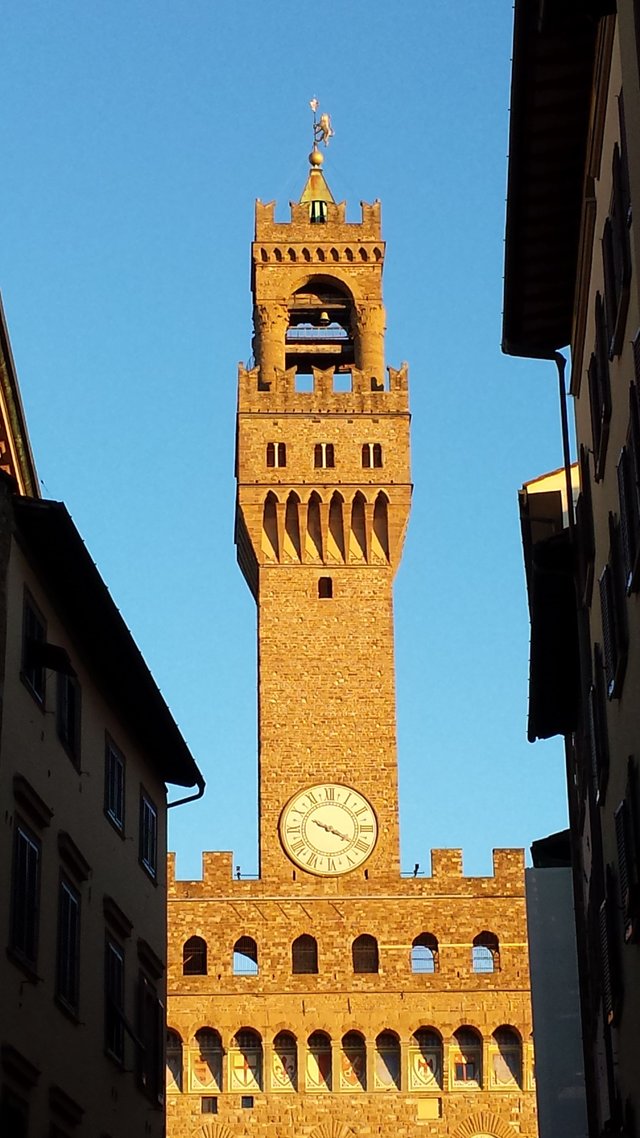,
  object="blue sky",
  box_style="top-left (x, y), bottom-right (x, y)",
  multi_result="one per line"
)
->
top-left (3, 1), bottom-right (569, 878)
